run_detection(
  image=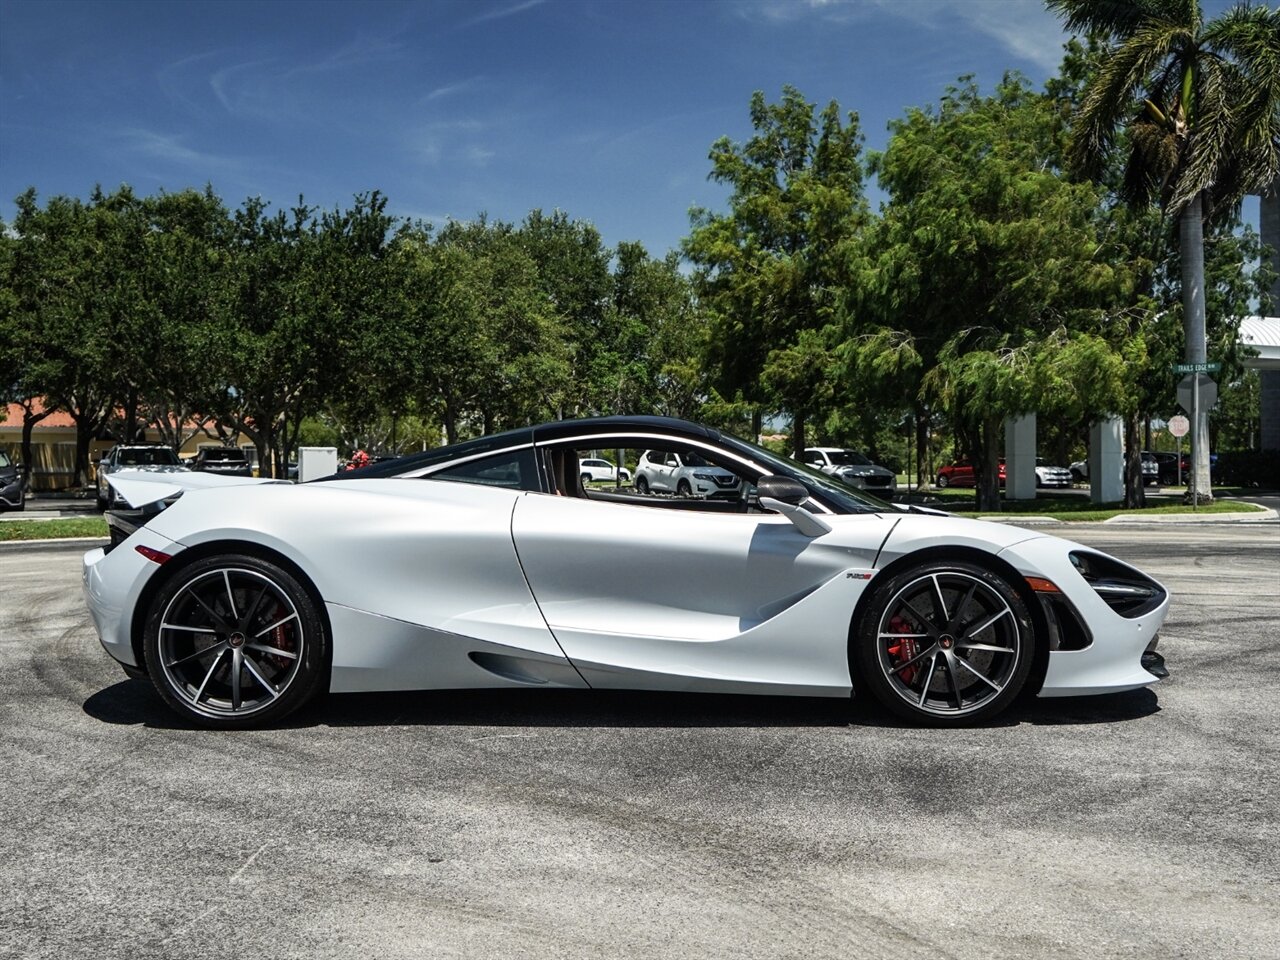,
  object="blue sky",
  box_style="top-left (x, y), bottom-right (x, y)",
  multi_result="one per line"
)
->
top-left (0, 0), bottom-right (1251, 257)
